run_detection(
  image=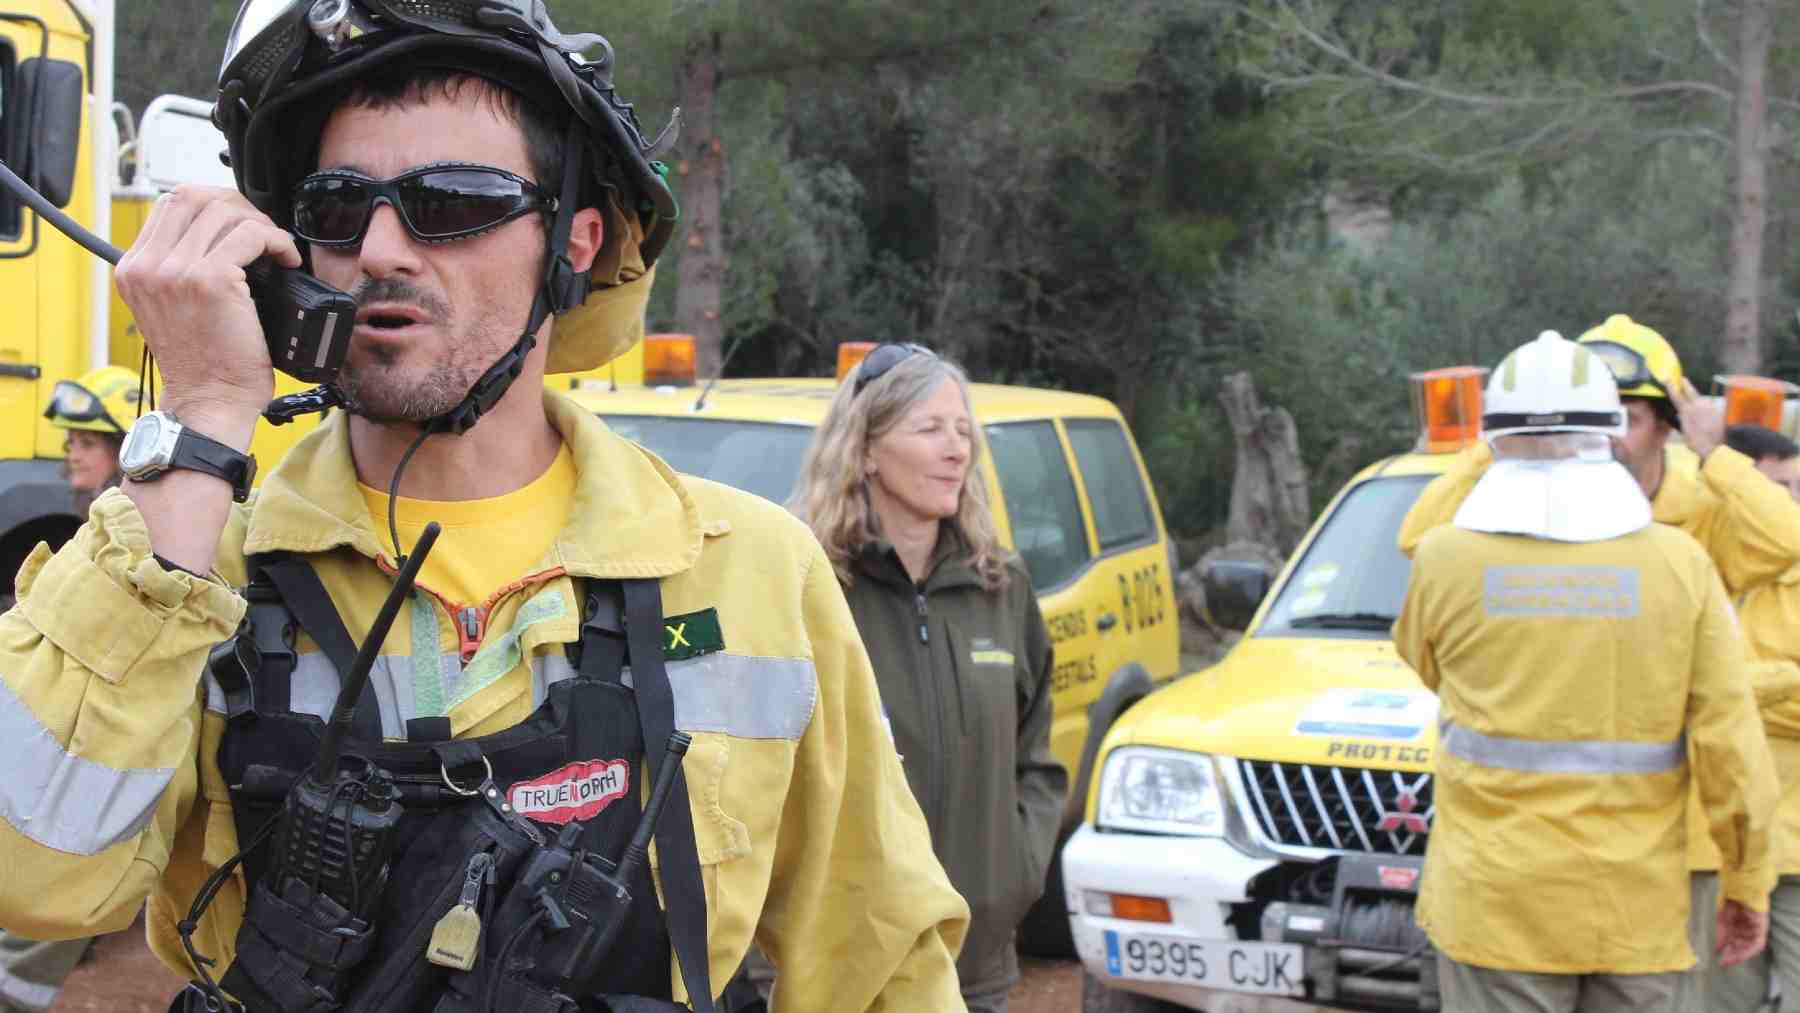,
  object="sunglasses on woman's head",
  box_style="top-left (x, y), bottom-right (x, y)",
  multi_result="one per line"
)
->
top-left (290, 163), bottom-right (556, 247)
top-left (853, 343), bottom-right (935, 397)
